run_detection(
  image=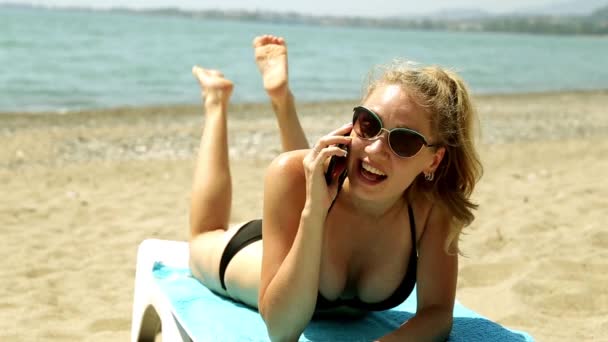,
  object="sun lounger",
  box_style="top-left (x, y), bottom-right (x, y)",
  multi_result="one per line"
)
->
top-left (131, 239), bottom-right (534, 341)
